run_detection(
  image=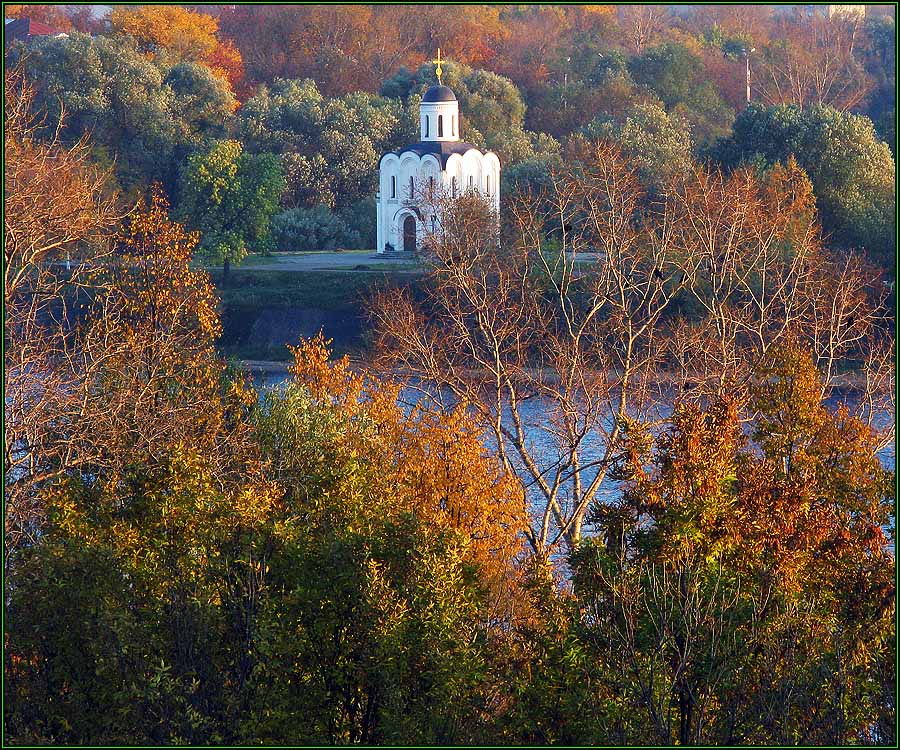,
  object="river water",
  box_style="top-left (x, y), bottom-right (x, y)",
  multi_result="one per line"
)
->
top-left (253, 371), bottom-right (895, 553)
top-left (253, 371), bottom-right (895, 473)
